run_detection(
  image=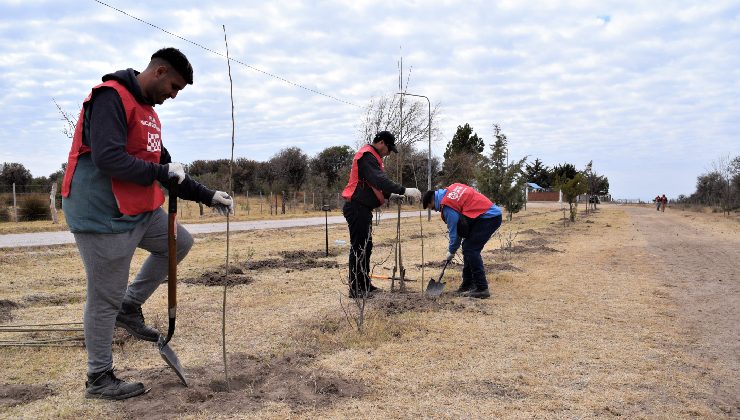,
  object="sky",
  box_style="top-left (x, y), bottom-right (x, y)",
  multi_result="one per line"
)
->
top-left (0, 0), bottom-right (738, 201)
